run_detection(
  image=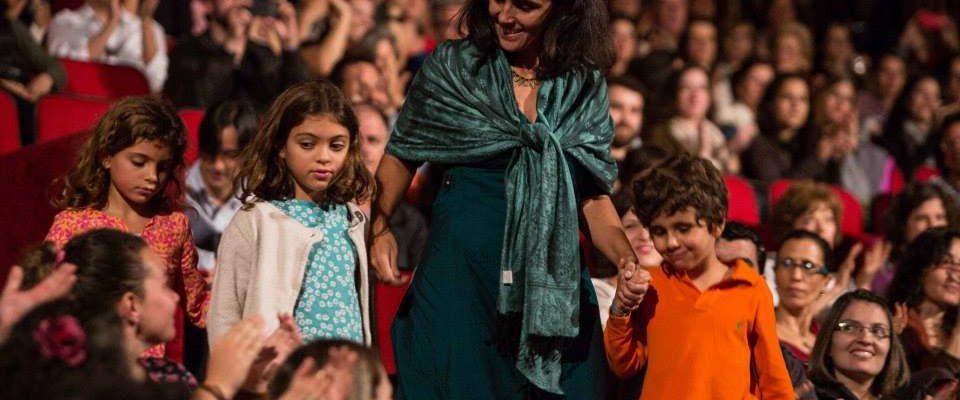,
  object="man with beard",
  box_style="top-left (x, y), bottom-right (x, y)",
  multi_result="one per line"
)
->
top-left (164, 0), bottom-right (308, 111)
top-left (607, 76), bottom-right (645, 162)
